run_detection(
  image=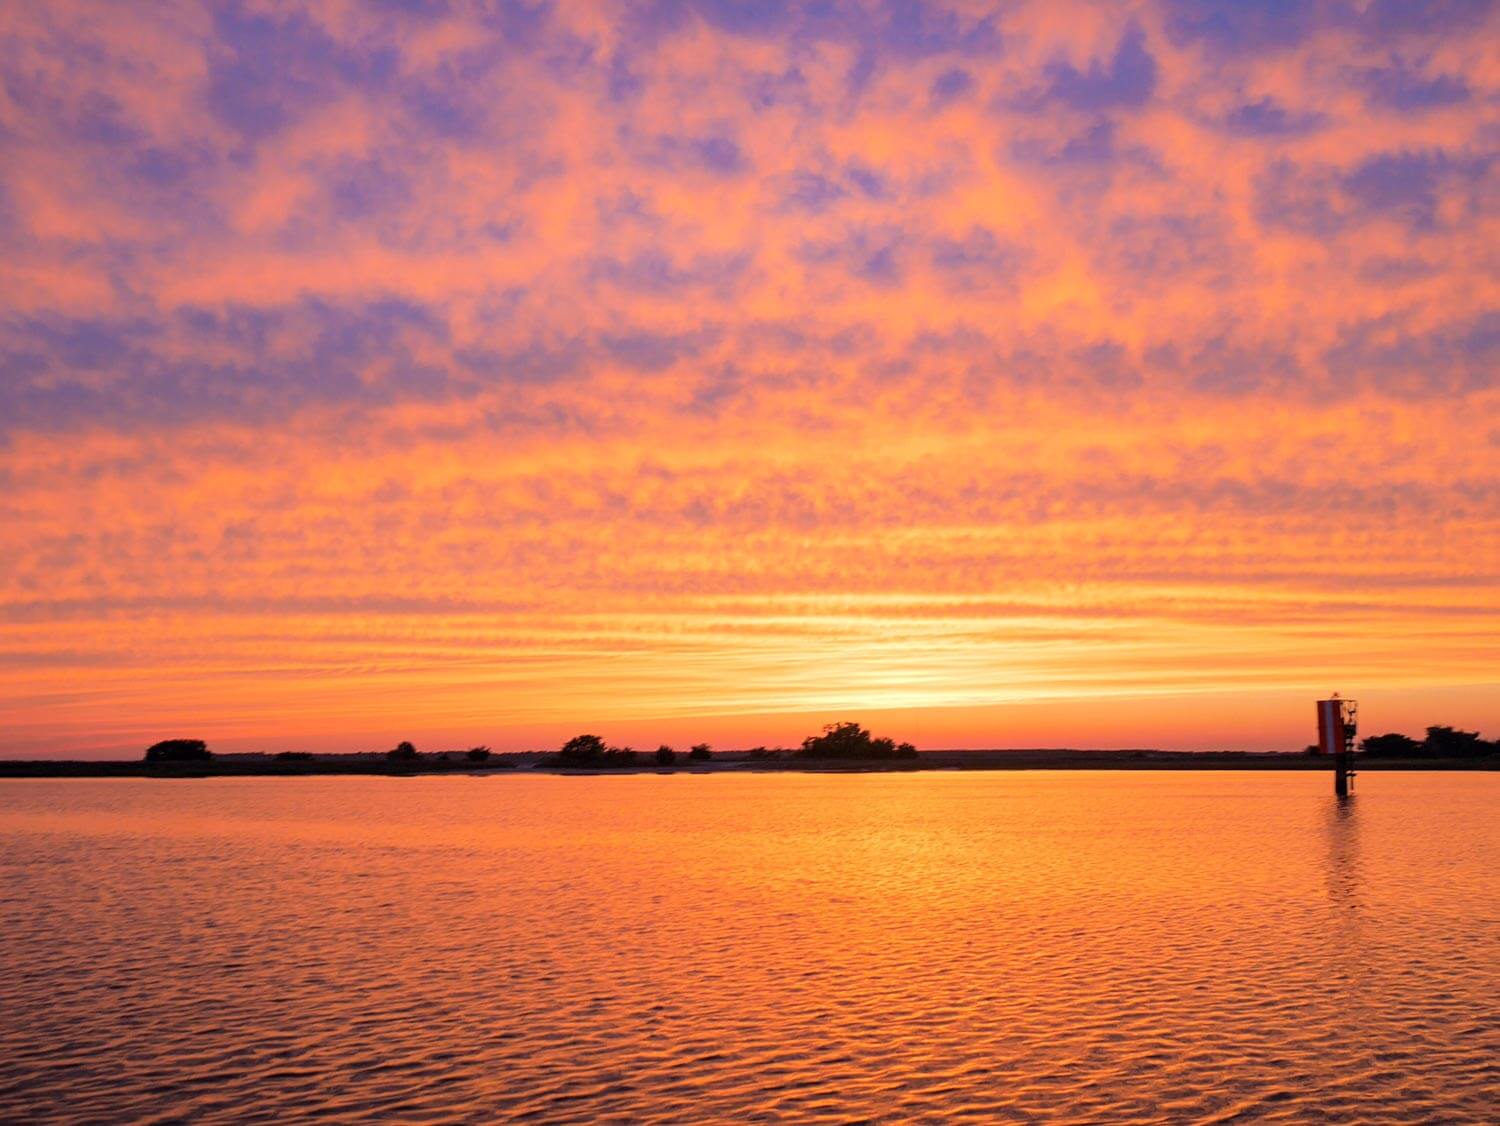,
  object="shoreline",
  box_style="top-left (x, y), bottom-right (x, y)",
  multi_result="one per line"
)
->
top-left (0, 749), bottom-right (1494, 778)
